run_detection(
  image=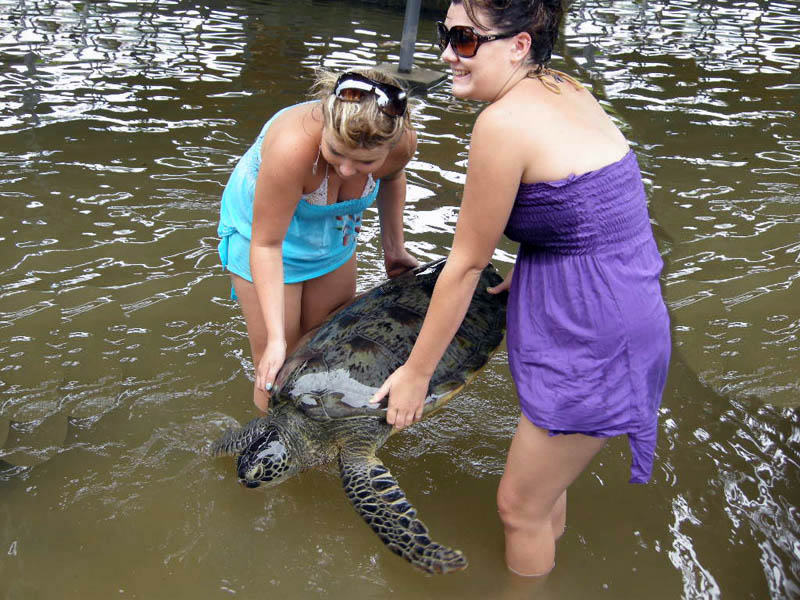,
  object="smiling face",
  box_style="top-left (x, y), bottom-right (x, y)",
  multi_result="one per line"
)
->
top-left (440, 2), bottom-right (519, 102)
top-left (320, 127), bottom-right (391, 179)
